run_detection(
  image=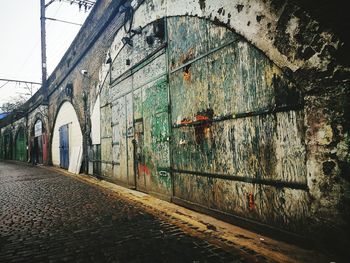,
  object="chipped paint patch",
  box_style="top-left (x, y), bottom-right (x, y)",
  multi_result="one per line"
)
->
top-left (316, 124), bottom-right (333, 146)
